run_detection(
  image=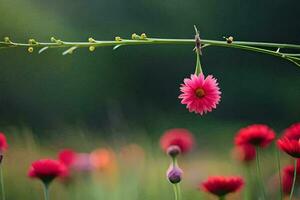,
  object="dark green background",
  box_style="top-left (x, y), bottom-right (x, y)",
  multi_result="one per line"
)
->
top-left (0, 0), bottom-right (299, 132)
